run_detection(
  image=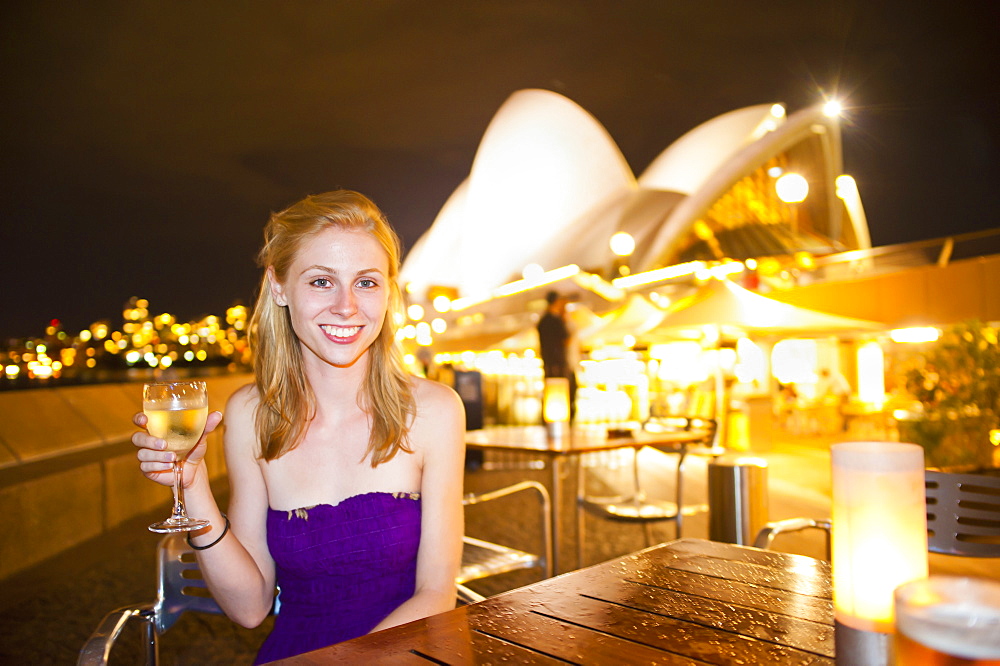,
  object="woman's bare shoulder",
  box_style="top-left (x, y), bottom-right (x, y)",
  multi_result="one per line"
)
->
top-left (410, 375), bottom-right (462, 413)
top-left (226, 381), bottom-right (260, 413)
top-left (223, 382), bottom-right (261, 453)
top-left (408, 377), bottom-right (464, 463)
top-left (409, 377), bottom-right (464, 440)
